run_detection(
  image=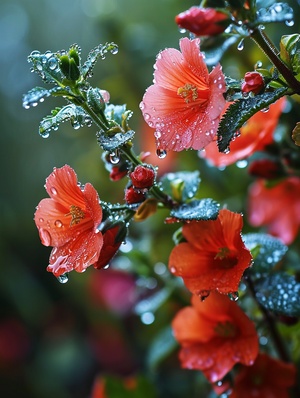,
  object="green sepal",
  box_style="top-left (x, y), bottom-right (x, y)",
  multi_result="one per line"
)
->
top-left (87, 87), bottom-right (106, 114)
top-left (255, 273), bottom-right (300, 317)
top-left (217, 88), bottom-right (287, 152)
top-left (169, 199), bottom-right (219, 222)
top-left (160, 171), bottom-right (201, 202)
